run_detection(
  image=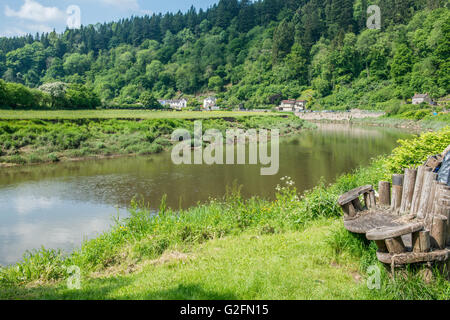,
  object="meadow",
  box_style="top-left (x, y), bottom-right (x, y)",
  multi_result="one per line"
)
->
top-left (1, 126), bottom-right (449, 300)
